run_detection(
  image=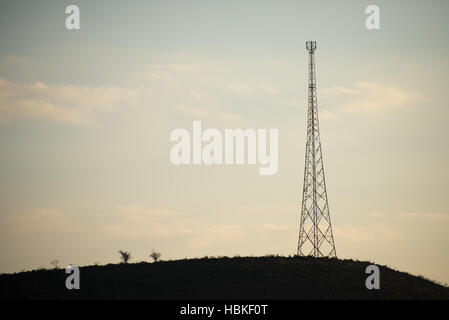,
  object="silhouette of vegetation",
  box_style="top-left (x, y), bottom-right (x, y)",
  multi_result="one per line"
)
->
top-left (0, 256), bottom-right (447, 299)
top-left (50, 259), bottom-right (59, 269)
top-left (118, 250), bottom-right (131, 264)
top-left (149, 250), bottom-right (161, 262)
